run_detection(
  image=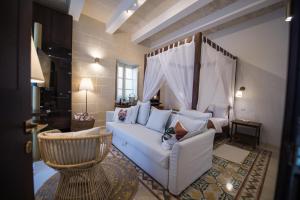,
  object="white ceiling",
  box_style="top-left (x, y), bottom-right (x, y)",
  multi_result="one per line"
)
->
top-left (36, 0), bottom-right (285, 49)
top-left (82, 0), bottom-right (122, 24)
